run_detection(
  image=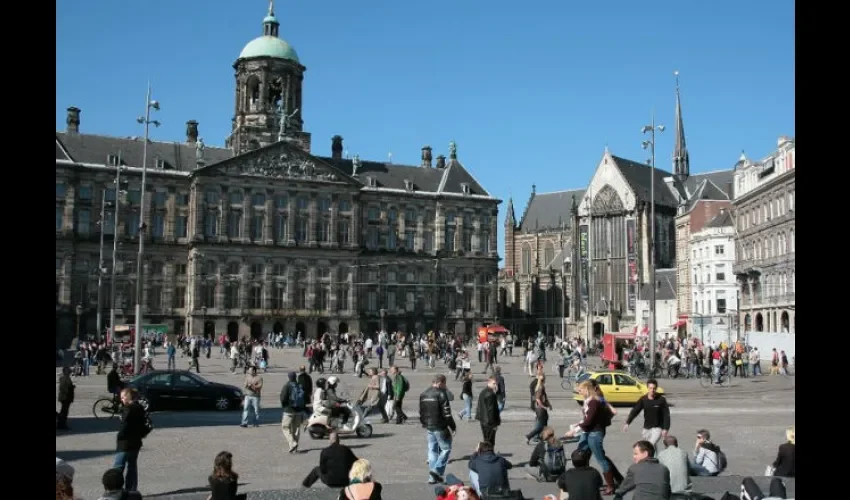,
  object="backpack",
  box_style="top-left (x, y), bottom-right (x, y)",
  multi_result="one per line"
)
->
top-left (140, 411), bottom-right (154, 438)
top-left (401, 375), bottom-right (410, 393)
top-left (288, 382), bottom-right (306, 409)
top-left (542, 443), bottom-right (567, 479)
top-left (717, 449), bottom-right (728, 472)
